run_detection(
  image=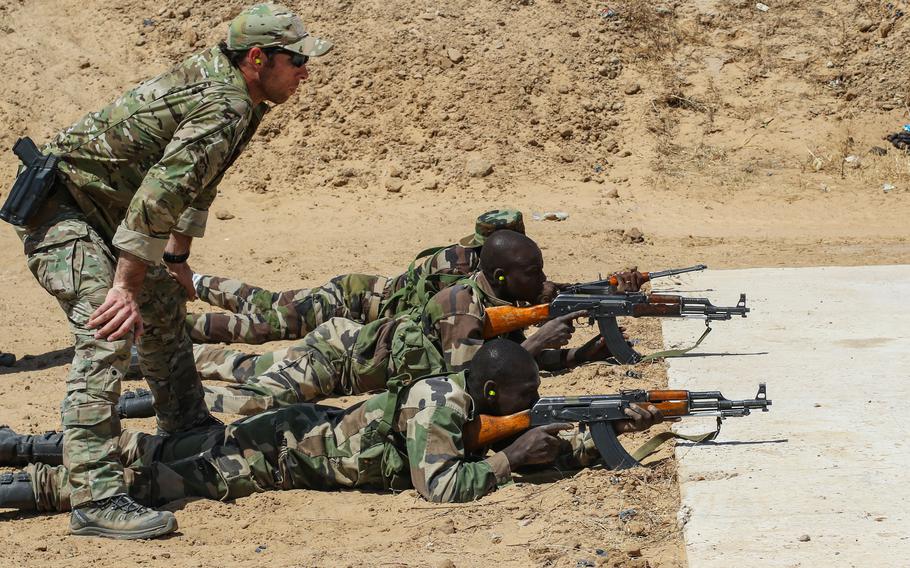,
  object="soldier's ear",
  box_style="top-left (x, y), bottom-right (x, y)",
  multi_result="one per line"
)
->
top-left (482, 380), bottom-right (498, 404)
